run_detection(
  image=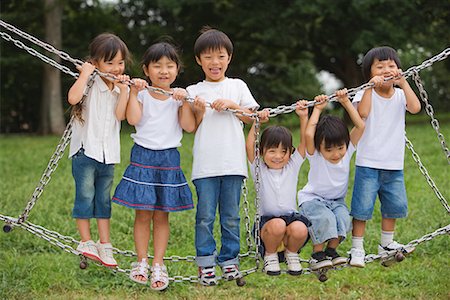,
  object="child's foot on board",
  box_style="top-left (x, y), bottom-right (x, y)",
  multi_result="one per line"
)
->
top-left (150, 263), bottom-right (169, 291)
top-left (284, 250), bottom-right (302, 276)
top-left (378, 241), bottom-right (415, 255)
top-left (349, 248), bottom-right (365, 268)
top-left (221, 264), bottom-right (241, 280)
top-left (309, 251), bottom-right (333, 271)
top-left (198, 266), bottom-right (217, 286)
top-left (96, 241), bottom-right (117, 267)
top-left (76, 240), bottom-right (101, 262)
top-left (263, 253), bottom-right (281, 276)
top-left (325, 247), bottom-right (348, 266)
top-left (129, 258), bottom-right (149, 285)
